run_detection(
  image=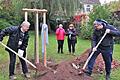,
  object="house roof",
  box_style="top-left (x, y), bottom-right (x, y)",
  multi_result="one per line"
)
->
top-left (80, 0), bottom-right (100, 4)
